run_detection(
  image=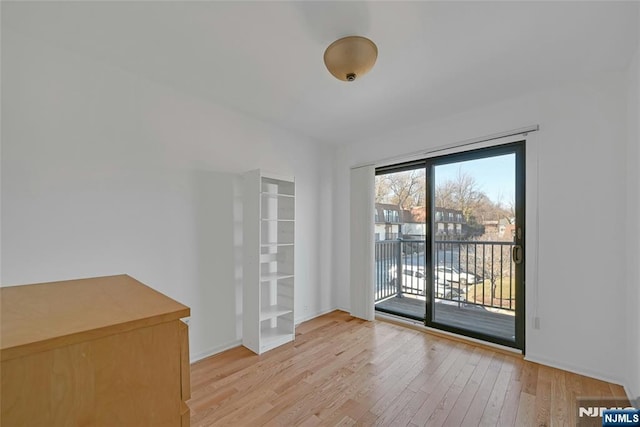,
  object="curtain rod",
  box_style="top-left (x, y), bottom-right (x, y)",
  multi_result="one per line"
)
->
top-left (351, 125), bottom-right (539, 170)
